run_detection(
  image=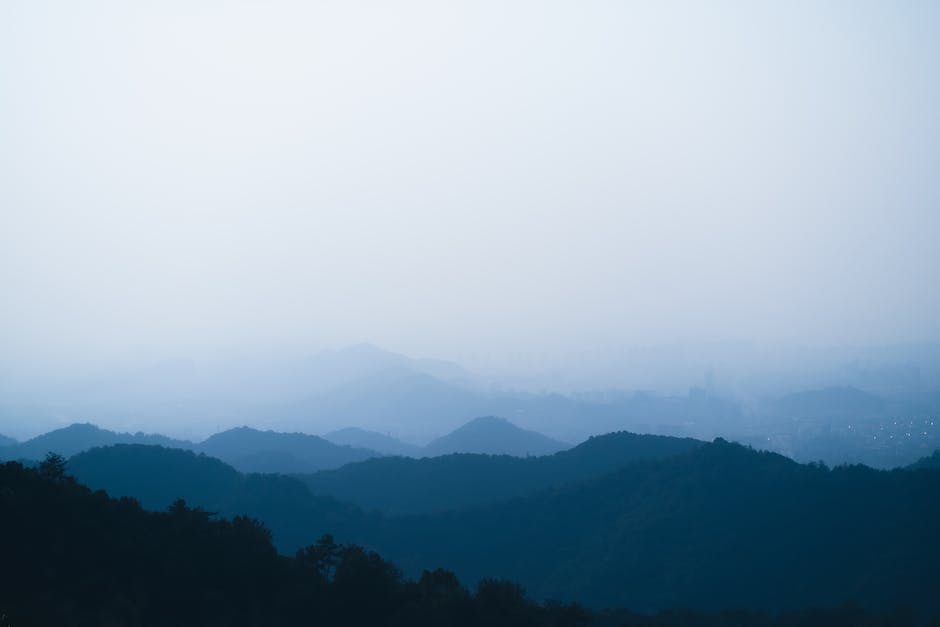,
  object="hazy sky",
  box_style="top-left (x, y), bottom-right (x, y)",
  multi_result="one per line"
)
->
top-left (2, 0), bottom-right (939, 375)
